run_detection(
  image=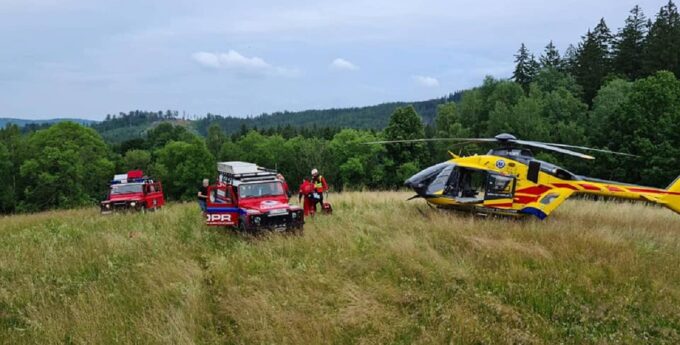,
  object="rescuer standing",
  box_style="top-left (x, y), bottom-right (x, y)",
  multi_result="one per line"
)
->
top-left (298, 178), bottom-right (315, 216)
top-left (197, 178), bottom-right (209, 211)
top-left (311, 168), bottom-right (328, 213)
